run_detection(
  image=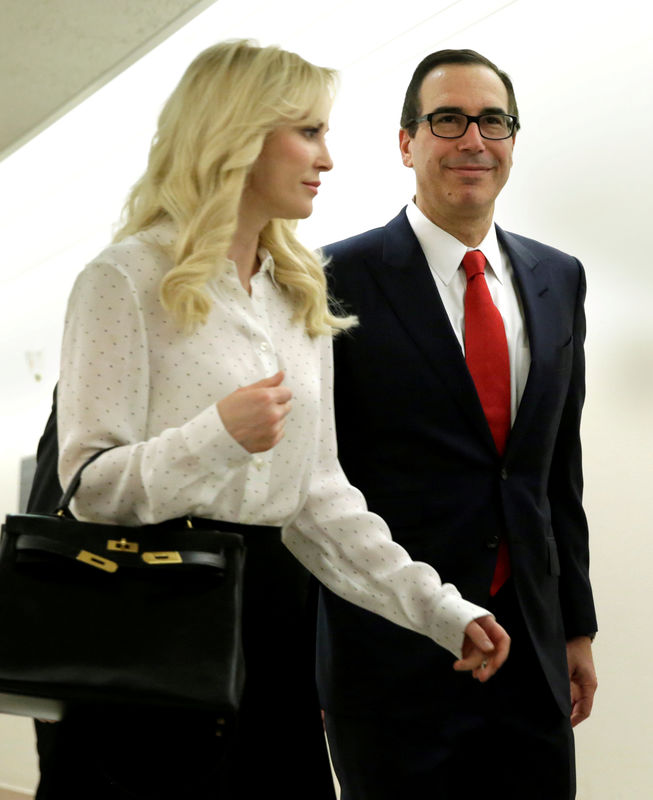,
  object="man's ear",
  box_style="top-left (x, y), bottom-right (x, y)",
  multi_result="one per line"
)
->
top-left (509, 132), bottom-right (517, 166)
top-left (399, 128), bottom-right (414, 168)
